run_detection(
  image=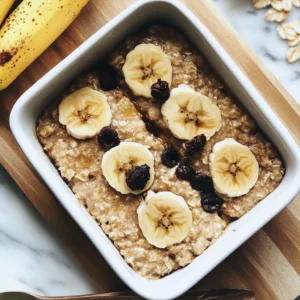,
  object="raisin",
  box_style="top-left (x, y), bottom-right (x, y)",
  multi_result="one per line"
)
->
top-left (191, 172), bottom-right (214, 192)
top-left (175, 163), bottom-right (195, 181)
top-left (151, 79), bottom-right (170, 101)
top-left (169, 253), bottom-right (176, 260)
top-left (98, 126), bottom-right (120, 151)
top-left (201, 191), bottom-right (223, 213)
top-left (125, 164), bottom-right (150, 191)
top-left (185, 134), bottom-right (206, 156)
top-left (98, 64), bottom-right (117, 91)
top-left (161, 147), bottom-right (180, 168)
